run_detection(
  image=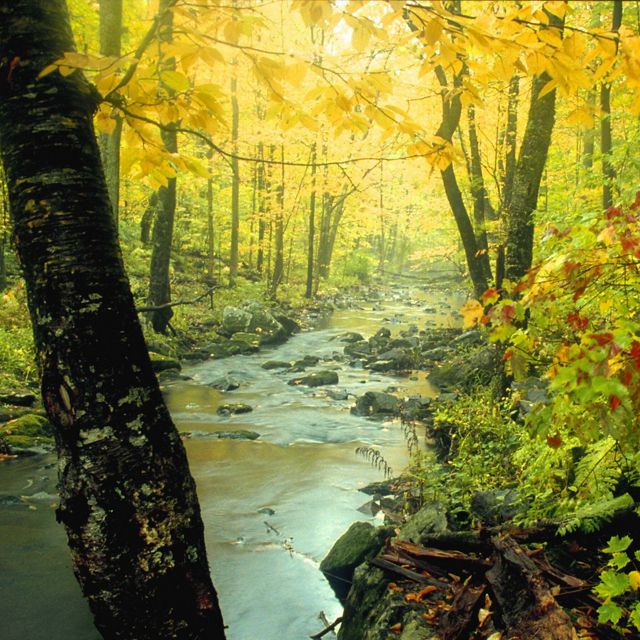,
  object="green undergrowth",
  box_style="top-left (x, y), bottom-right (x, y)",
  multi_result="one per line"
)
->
top-left (408, 386), bottom-right (640, 535)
